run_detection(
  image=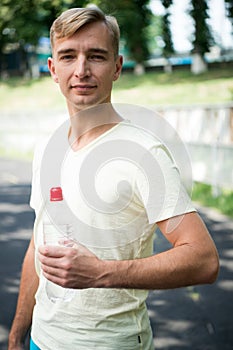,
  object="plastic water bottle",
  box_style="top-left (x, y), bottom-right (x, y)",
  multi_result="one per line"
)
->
top-left (43, 186), bottom-right (75, 303)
